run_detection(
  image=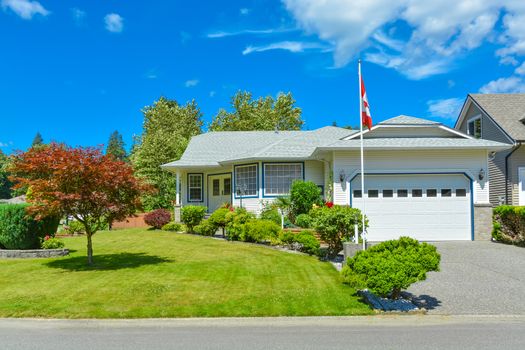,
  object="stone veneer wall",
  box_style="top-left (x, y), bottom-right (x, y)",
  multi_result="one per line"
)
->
top-left (474, 204), bottom-right (493, 241)
top-left (0, 248), bottom-right (69, 259)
